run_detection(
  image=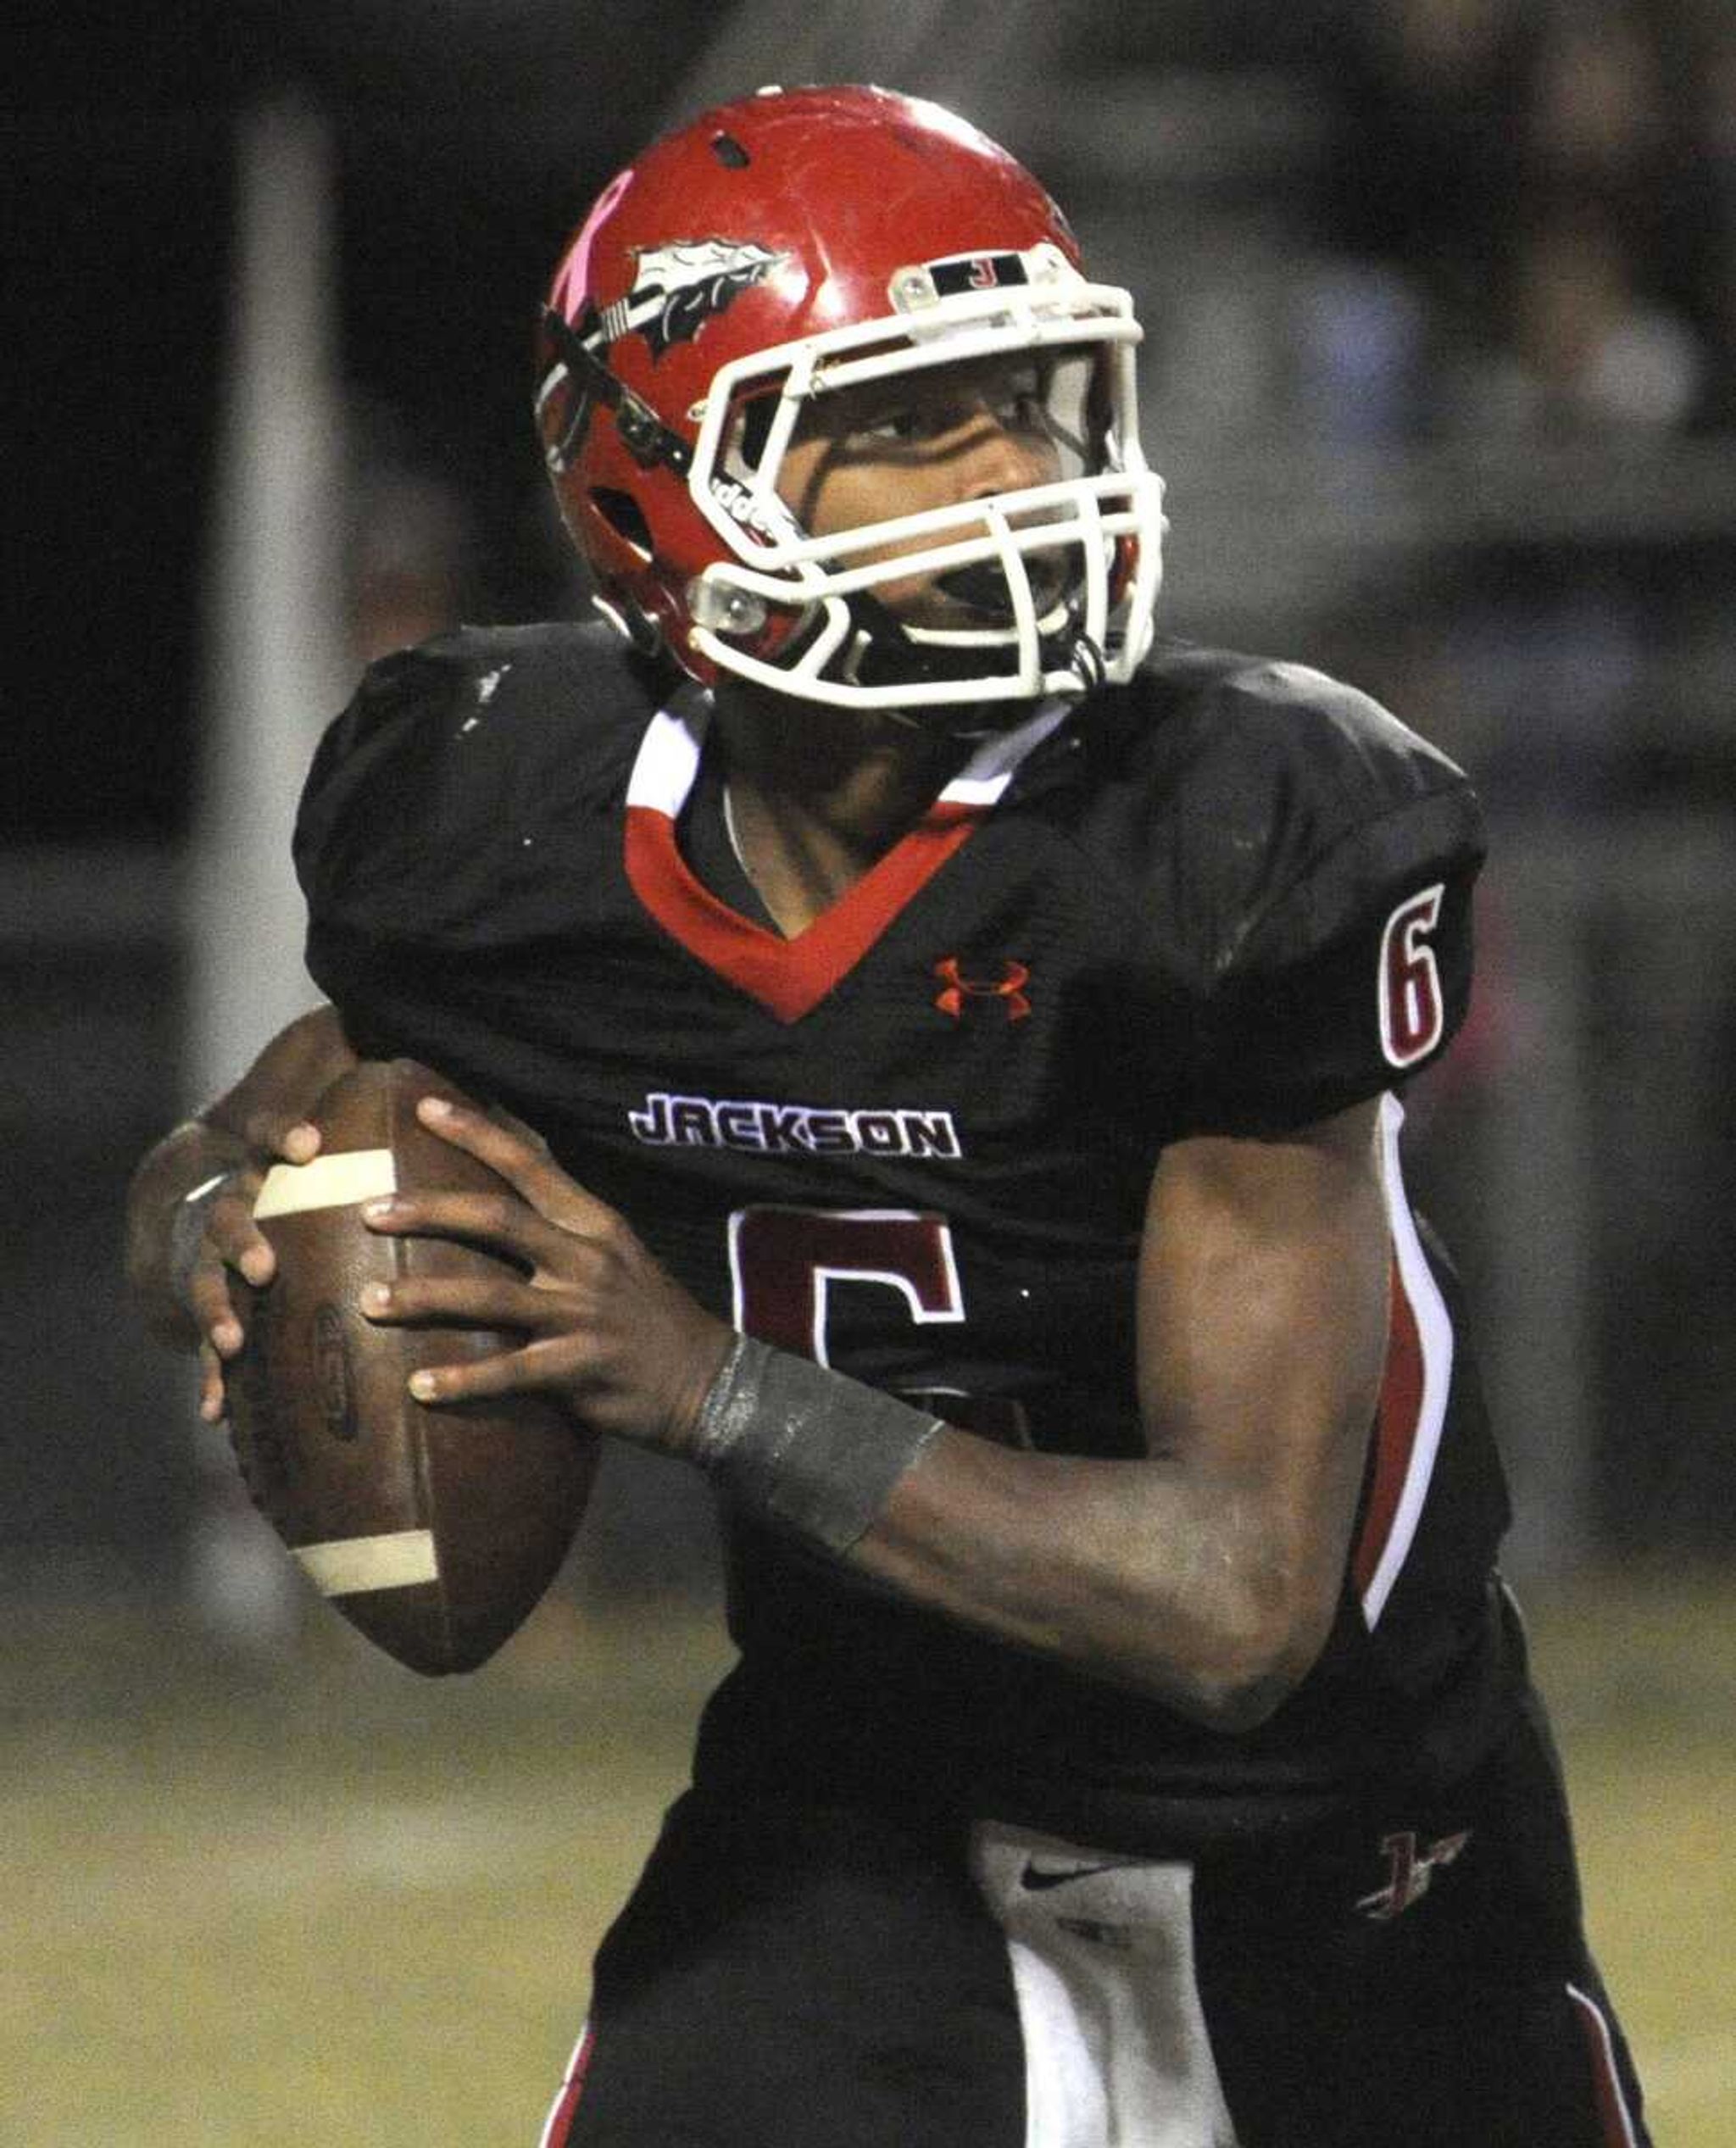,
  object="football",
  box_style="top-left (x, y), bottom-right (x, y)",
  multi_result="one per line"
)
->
top-left (225, 1058), bottom-right (600, 1673)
